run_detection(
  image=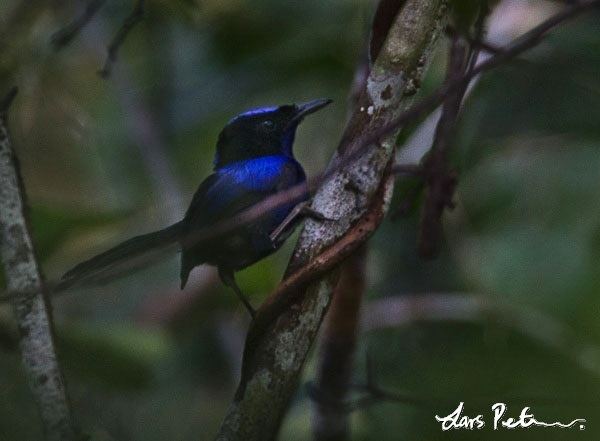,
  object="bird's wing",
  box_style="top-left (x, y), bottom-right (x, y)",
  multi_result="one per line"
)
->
top-left (182, 157), bottom-right (303, 229)
top-left (178, 158), bottom-right (304, 287)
